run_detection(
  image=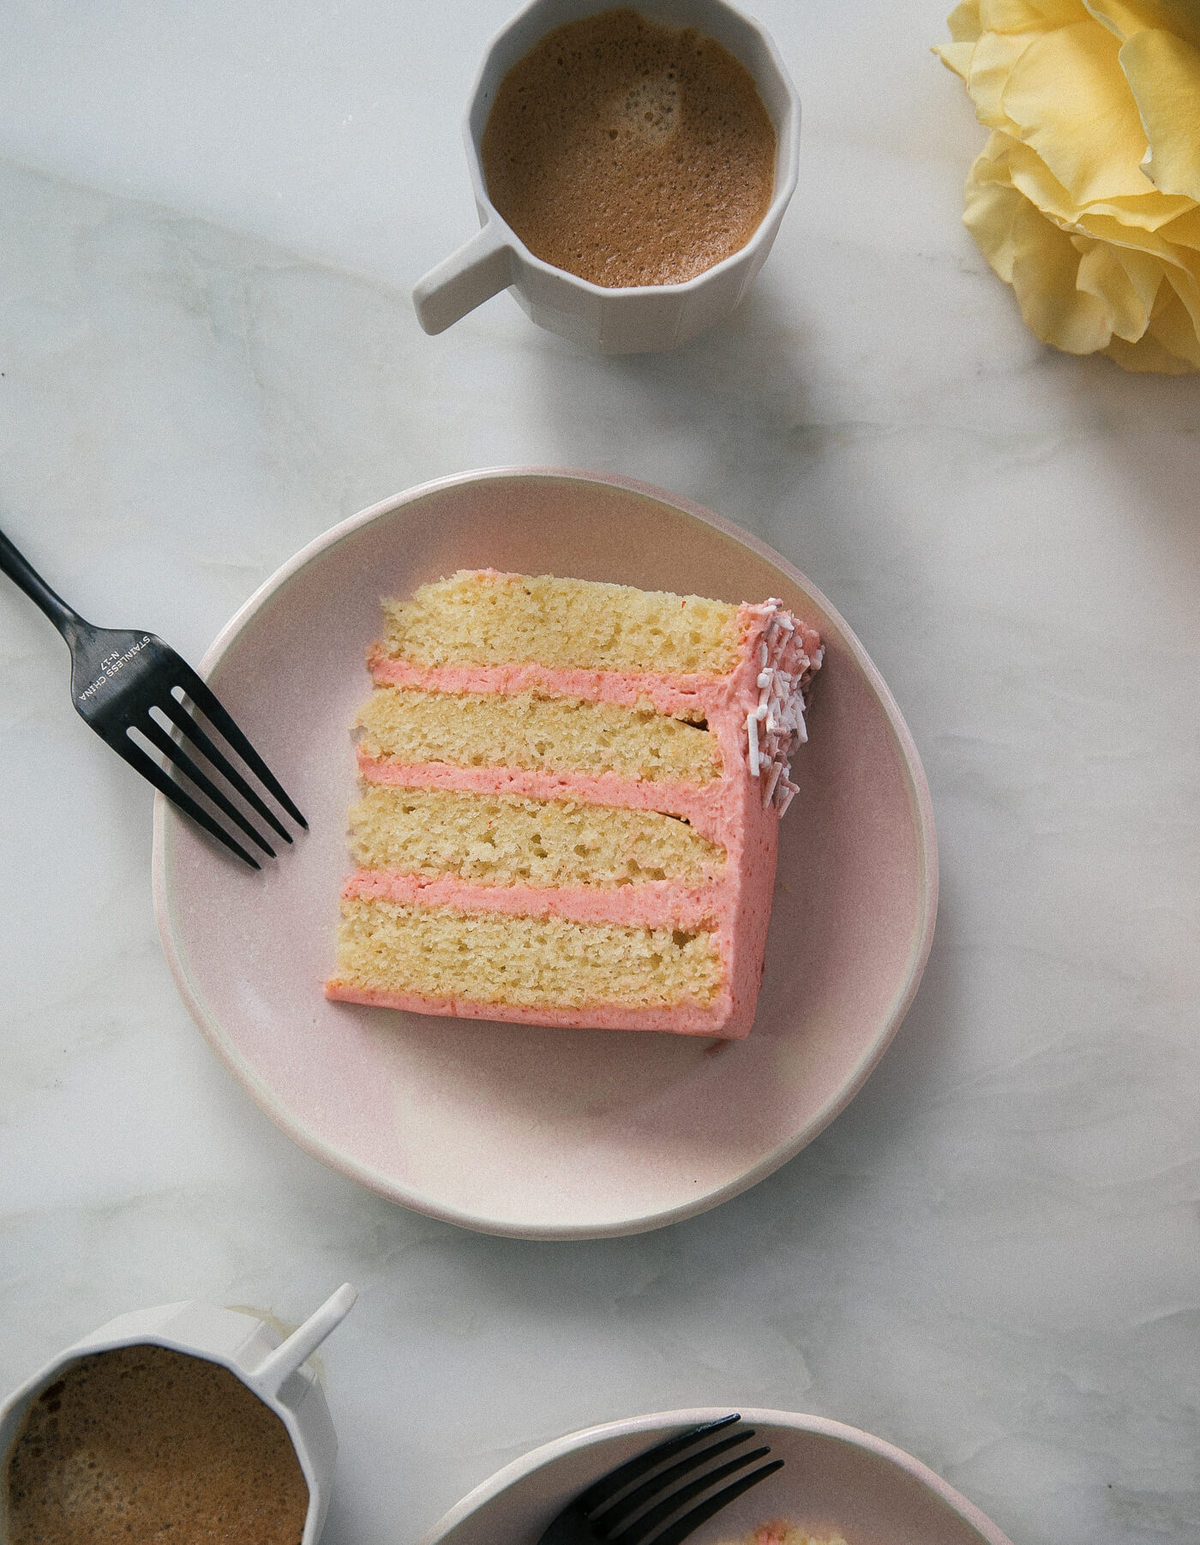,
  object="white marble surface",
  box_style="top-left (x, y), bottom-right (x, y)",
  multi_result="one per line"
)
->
top-left (0, 2), bottom-right (1197, 1543)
